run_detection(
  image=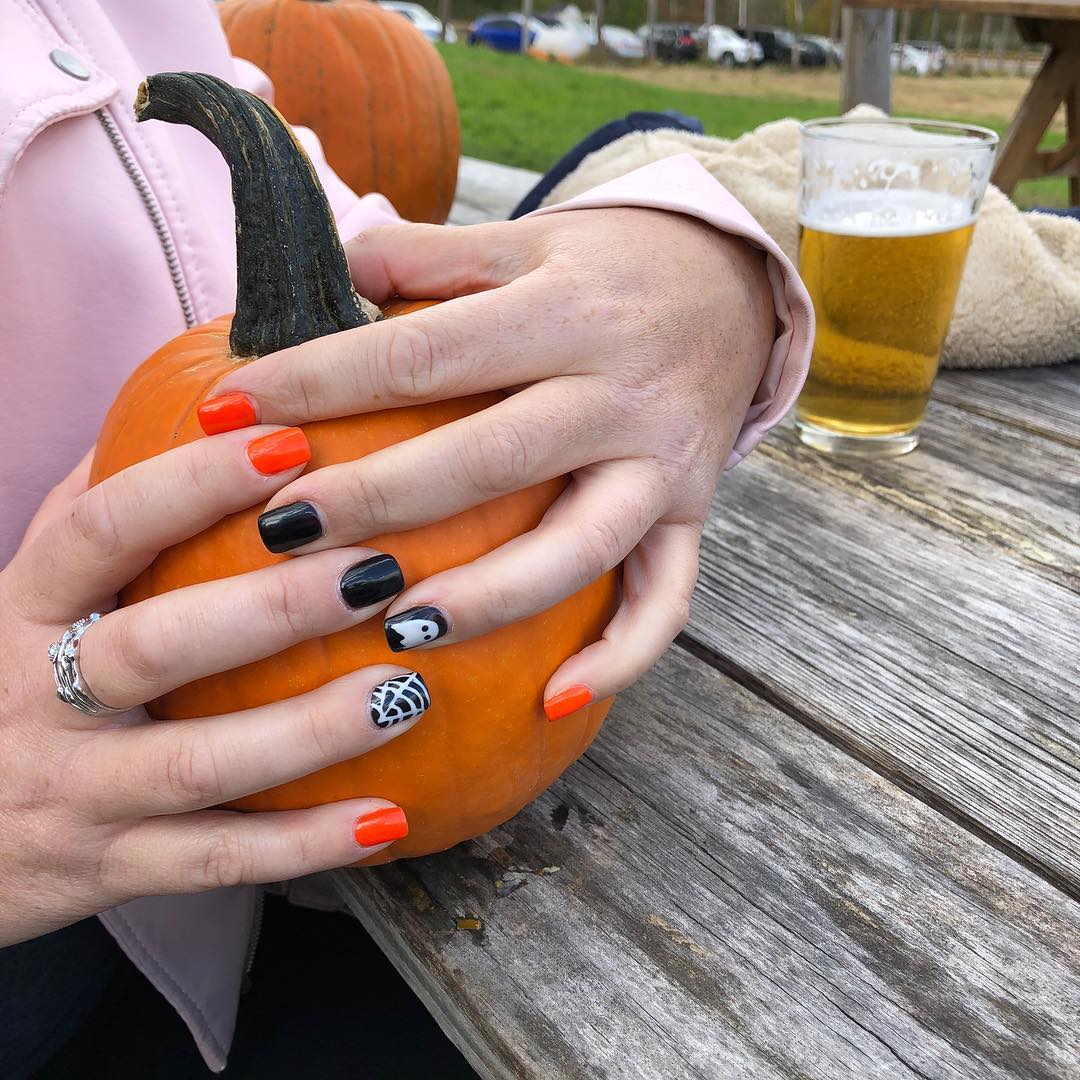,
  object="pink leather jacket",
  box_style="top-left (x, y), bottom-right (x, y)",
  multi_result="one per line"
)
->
top-left (1, 0), bottom-right (812, 1069)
